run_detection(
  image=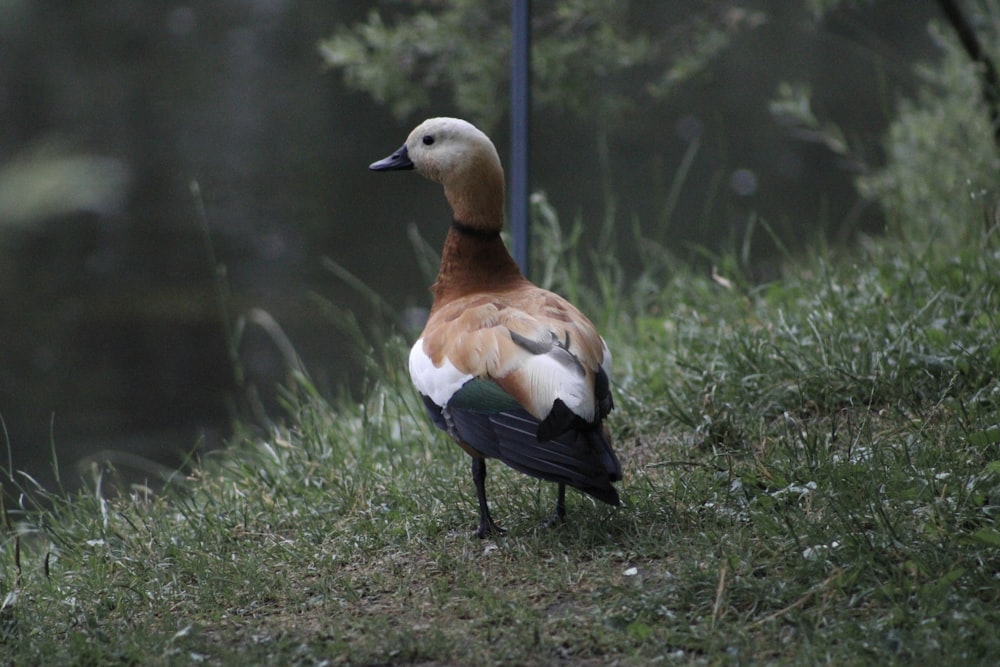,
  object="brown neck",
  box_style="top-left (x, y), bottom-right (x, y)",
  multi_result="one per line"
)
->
top-left (442, 164), bottom-right (506, 234)
top-left (430, 220), bottom-right (525, 307)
